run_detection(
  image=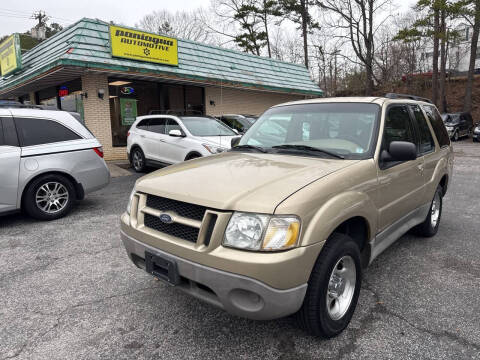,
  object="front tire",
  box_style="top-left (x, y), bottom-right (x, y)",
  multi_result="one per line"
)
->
top-left (23, 174), bottom-right (75, 221)
top-left (130, 147), bottom-right (146, 172)
top-left (413, 186), bottom-right (443, 237)
top-left (297, 233), bottom-right (362, 338)
top-left (453, 131), bottom-right (459, 141)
